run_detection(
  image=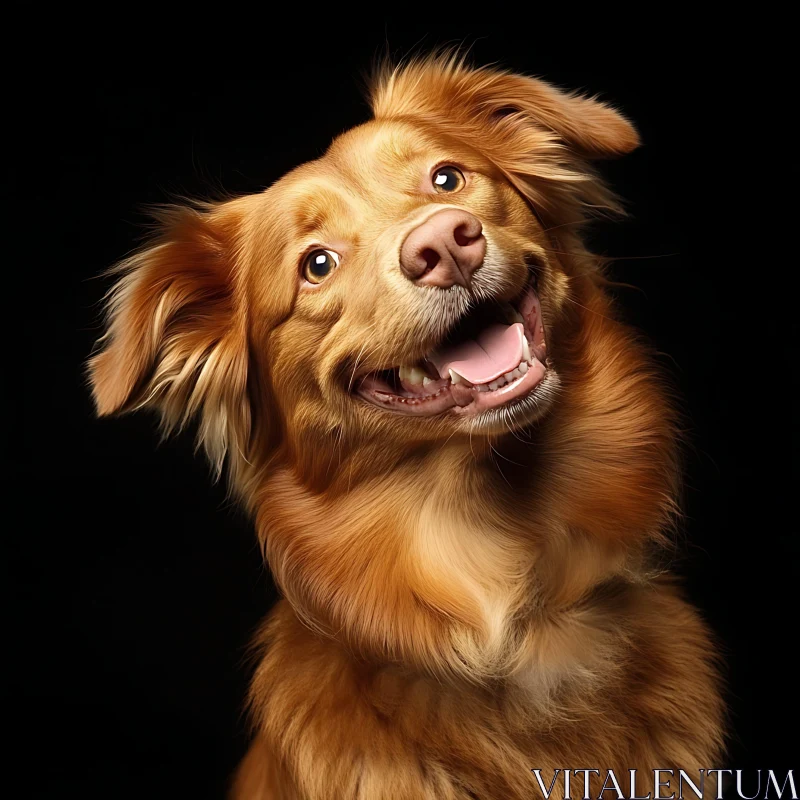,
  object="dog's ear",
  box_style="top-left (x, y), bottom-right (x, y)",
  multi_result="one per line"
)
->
top-left (370, 54), bottom-right (639, 159)
top-left (477, 72), bottom-right (639, 159)
top-left (88, 201), bottom-right (251, 476)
